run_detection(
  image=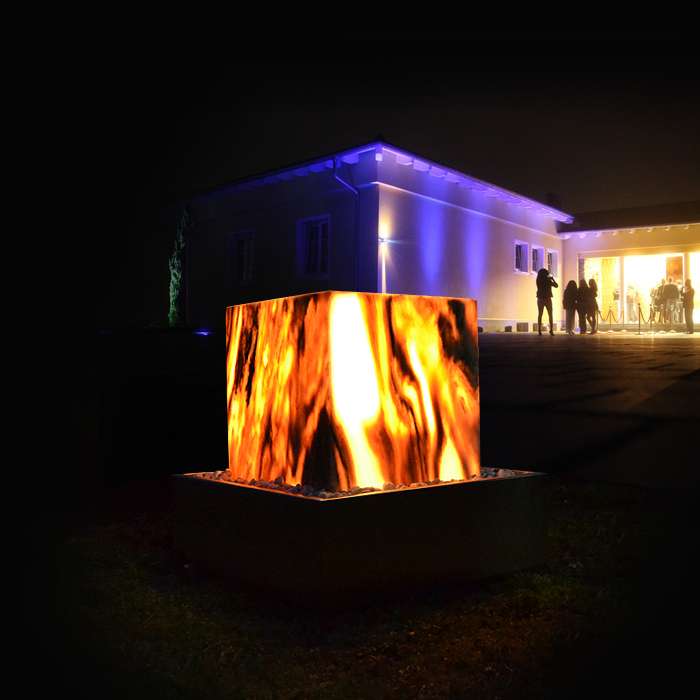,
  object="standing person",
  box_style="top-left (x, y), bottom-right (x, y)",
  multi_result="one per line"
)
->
top-left (675, 279), bottom-right (684, 324)
top-left (650, 280), bottom-right (662, 323)
top-left (588, 278), bottom-right (599, 334)
top-left (655, 278), bottom-right (666, 323)
top-left (662, 277), bottom-right (679, 327)
top-left (563, 280), bottom-right (578, 335)
top-left (577, 279), bottom-right (591, 334)
top-left (682, 279), bottom-right (695, 334)
top-left (626, 285), bottom-right (638, 322)
top-left (536, 268), bottom-right (558, 336)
